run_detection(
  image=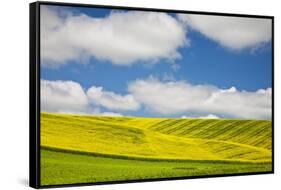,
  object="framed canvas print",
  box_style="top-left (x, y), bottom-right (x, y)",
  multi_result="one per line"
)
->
top-left (29, 1), bottom-right (274, 188)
